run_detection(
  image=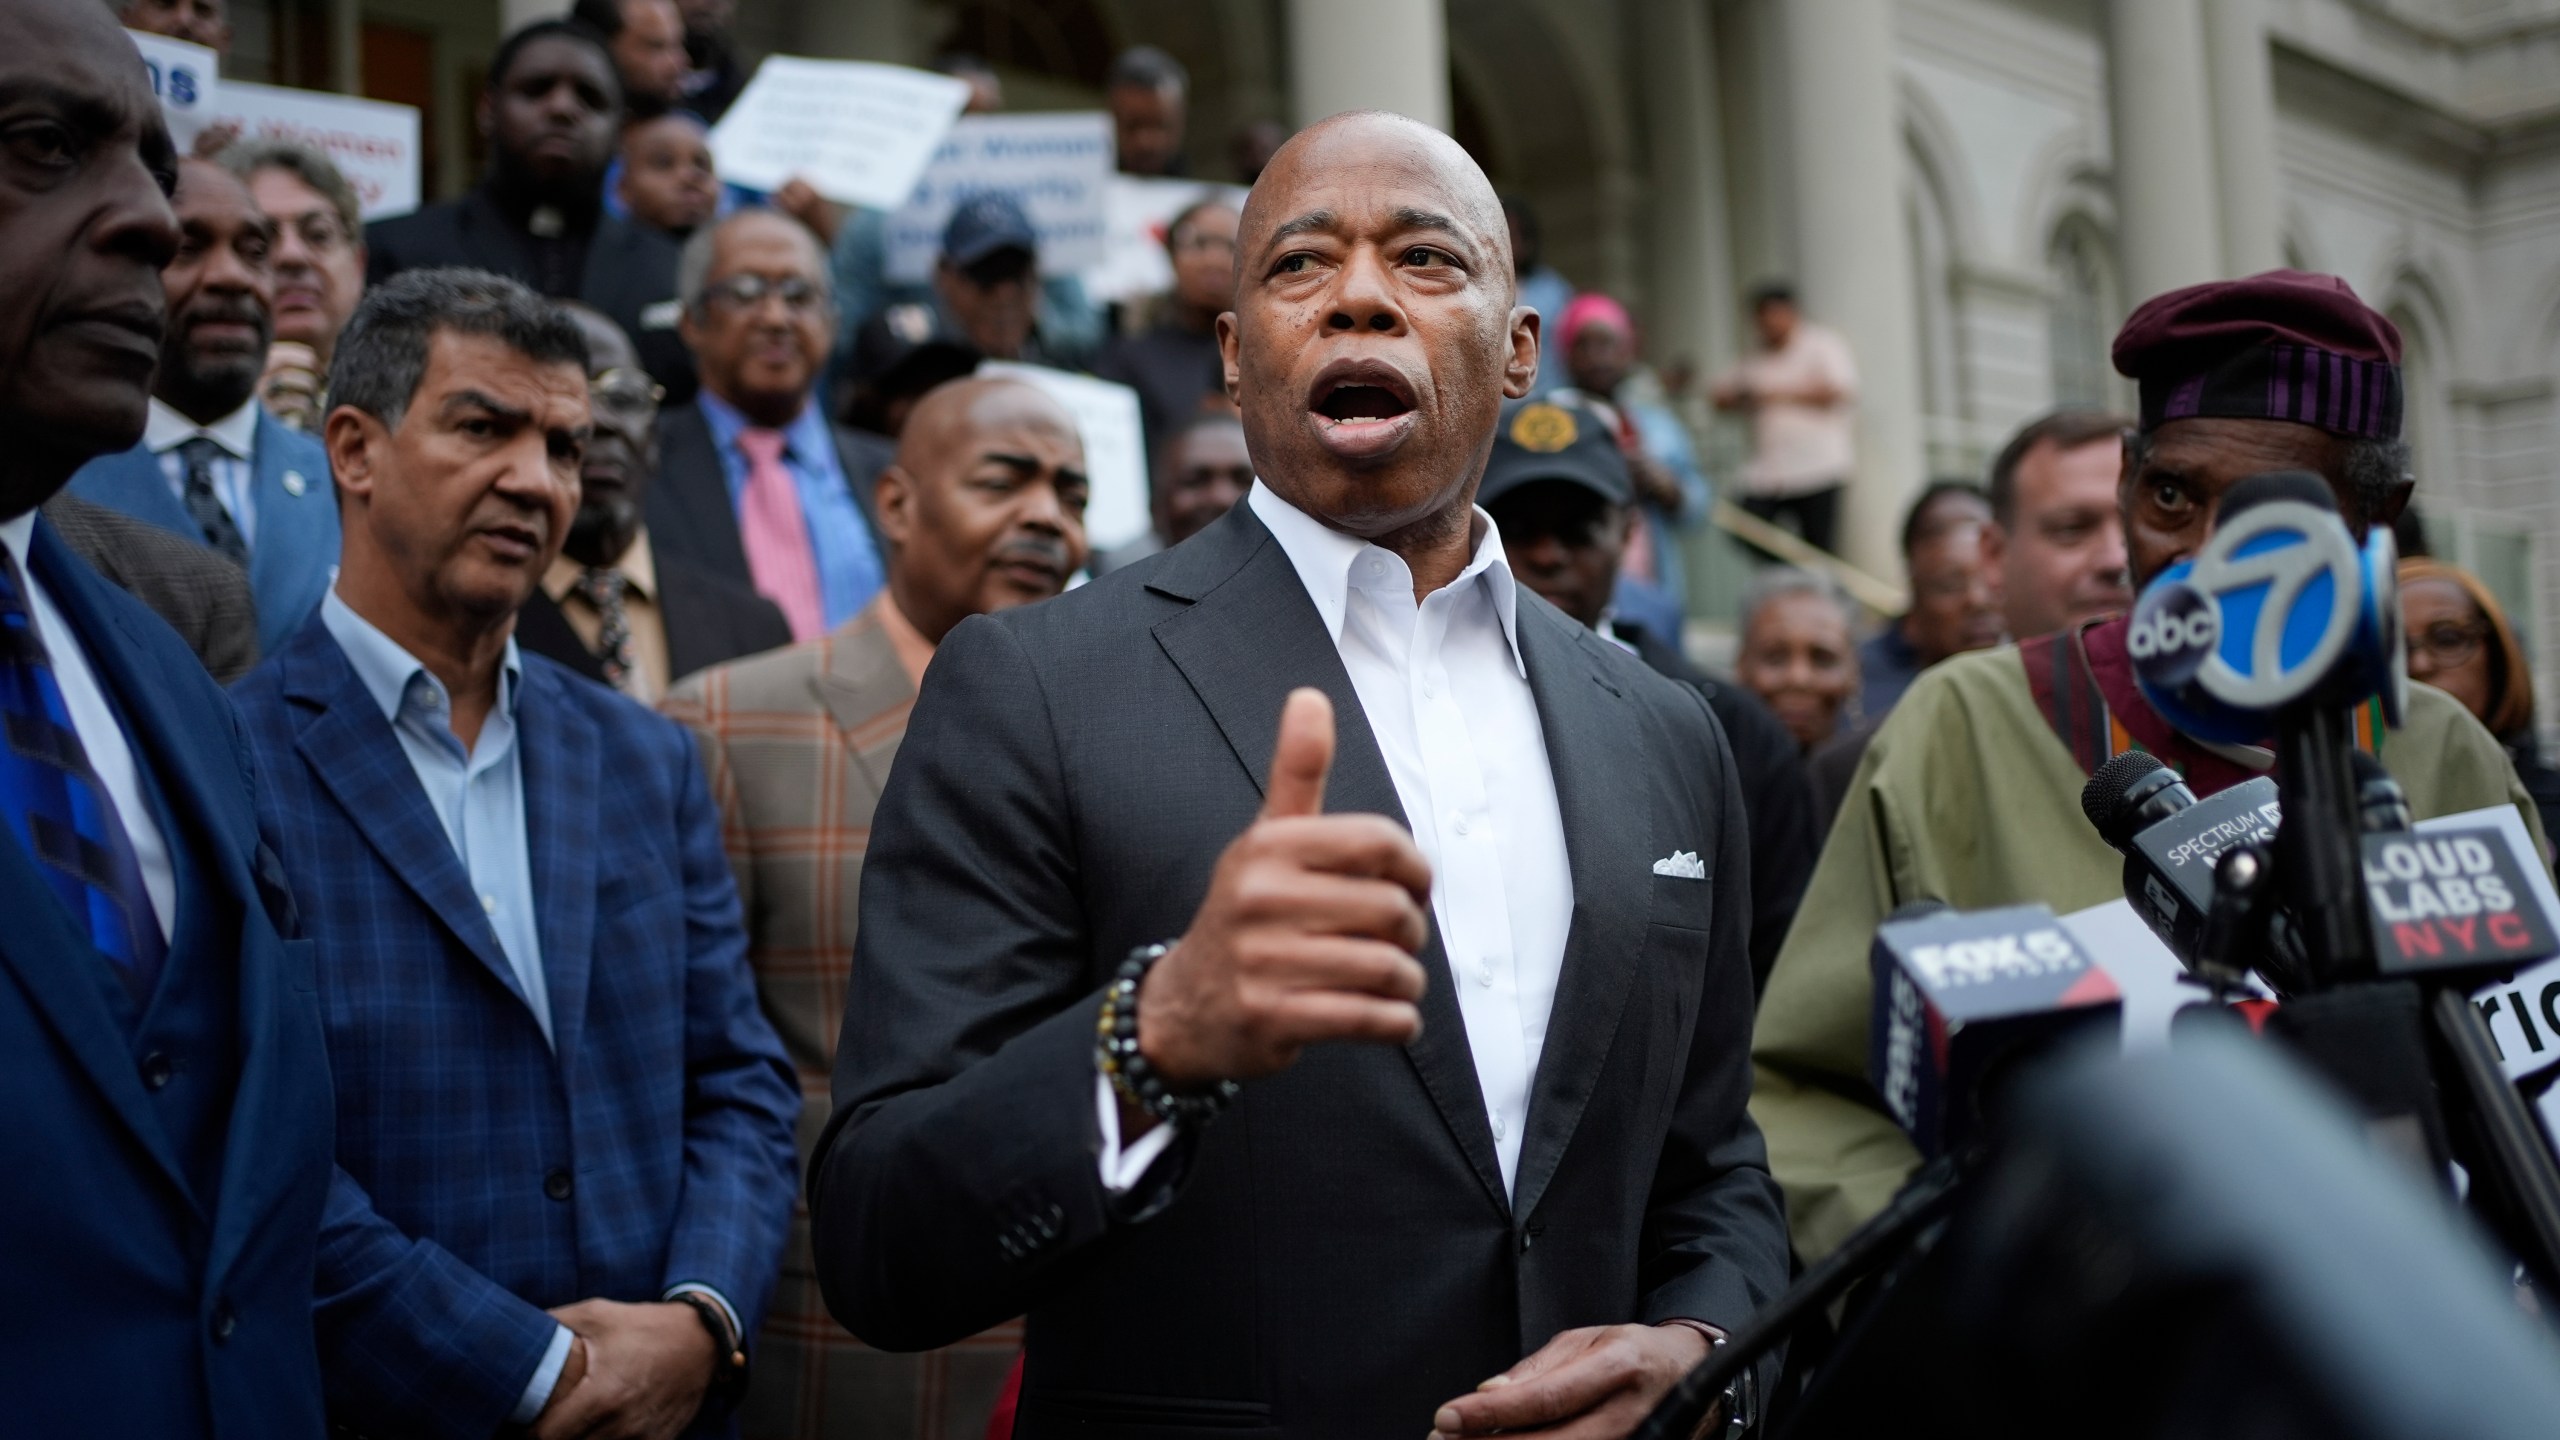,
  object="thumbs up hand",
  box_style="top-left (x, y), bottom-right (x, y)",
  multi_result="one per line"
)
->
top-left (1133, 688), bottom-right (1434, 1096)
